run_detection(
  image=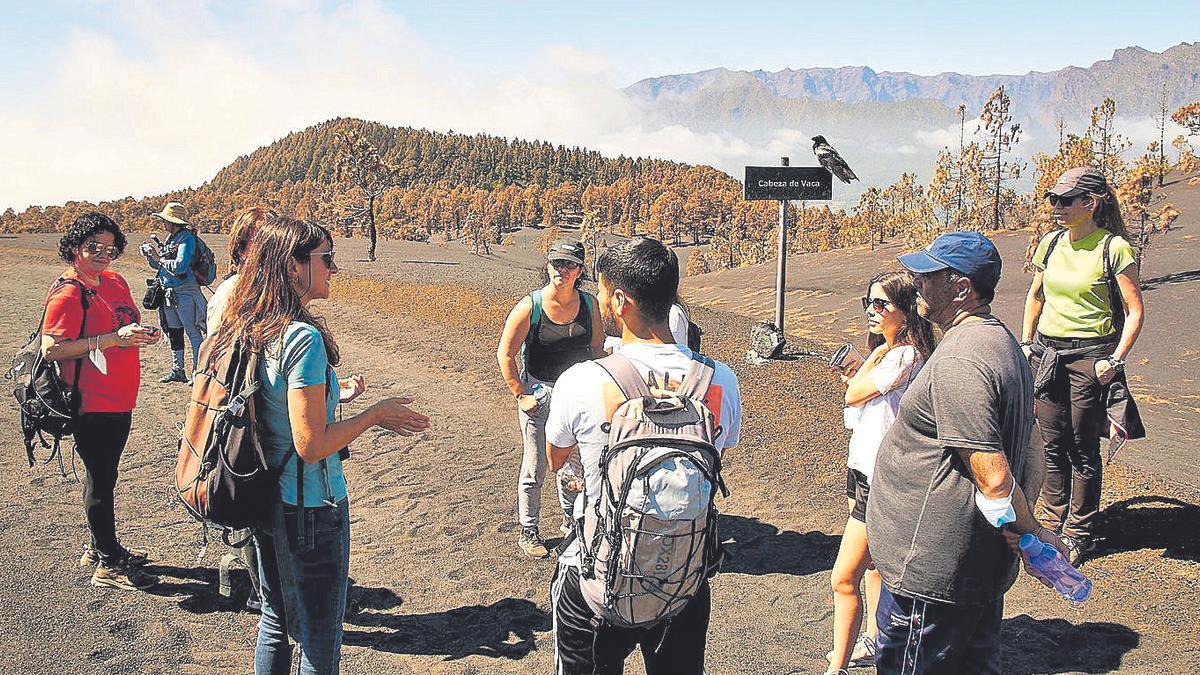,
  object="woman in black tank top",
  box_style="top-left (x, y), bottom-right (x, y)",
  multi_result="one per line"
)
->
top-left (496, 239), bottom-right (604, 558)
